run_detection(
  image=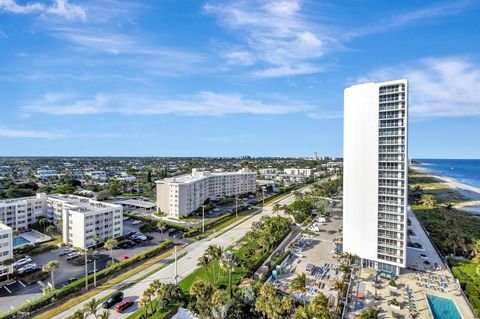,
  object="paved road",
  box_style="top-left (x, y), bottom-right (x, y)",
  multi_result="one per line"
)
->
top-left (50, 190), bottom-right (301, 319)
